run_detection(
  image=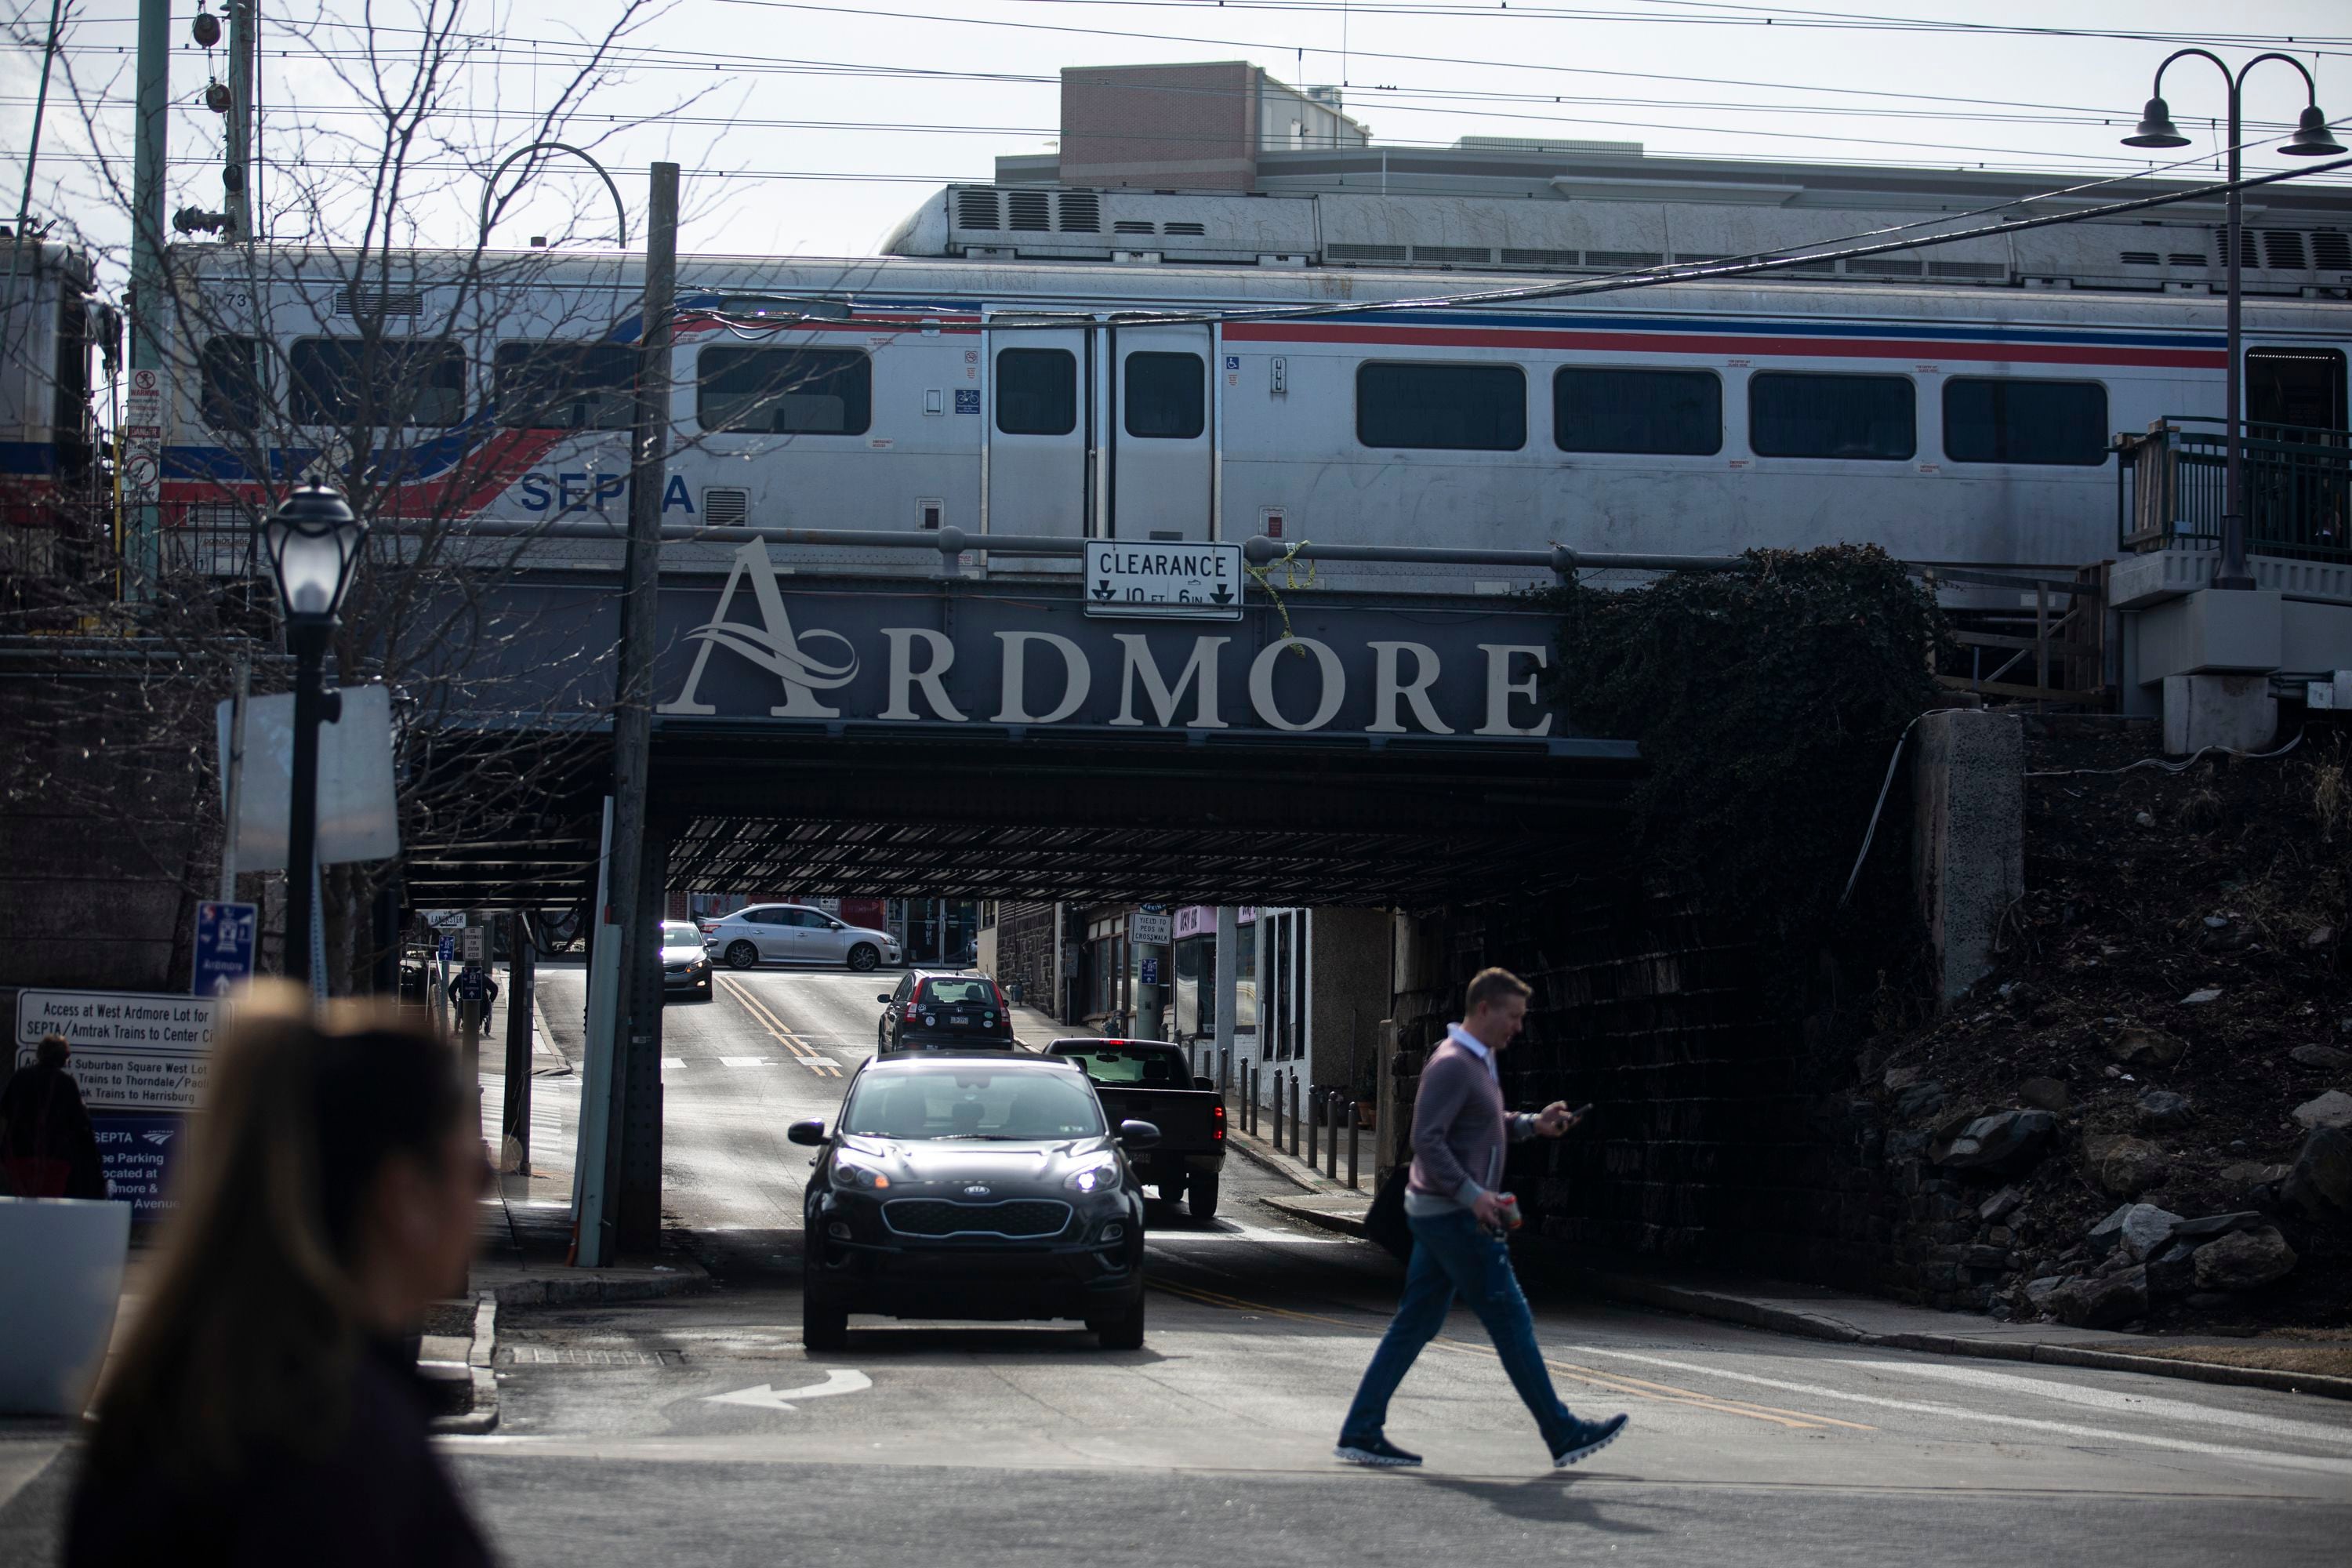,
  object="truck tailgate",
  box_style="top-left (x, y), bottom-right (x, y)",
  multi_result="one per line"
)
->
top-left (1097, 1087), bottom-right (1221, 1151)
